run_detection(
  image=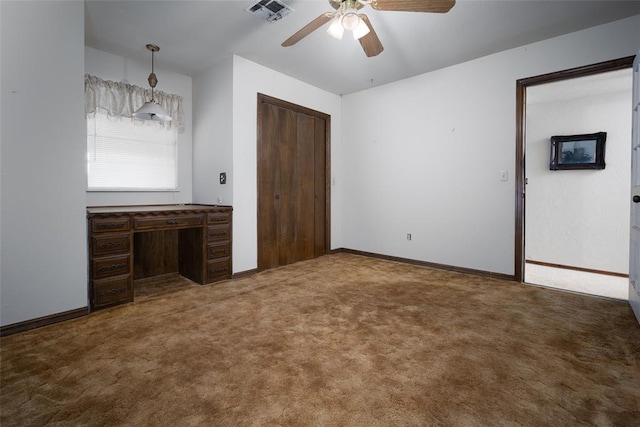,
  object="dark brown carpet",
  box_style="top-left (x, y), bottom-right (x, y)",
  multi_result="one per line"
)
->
top-left (1, 253), bottom-right (639, 426)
